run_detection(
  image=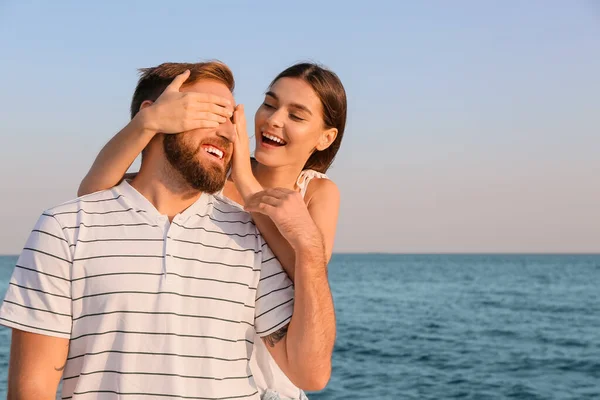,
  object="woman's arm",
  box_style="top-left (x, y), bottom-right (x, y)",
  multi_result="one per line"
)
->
top-left (78, 113), bottom-right (155, 196)
top-left (78, 70), bottom-right (233, 197)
